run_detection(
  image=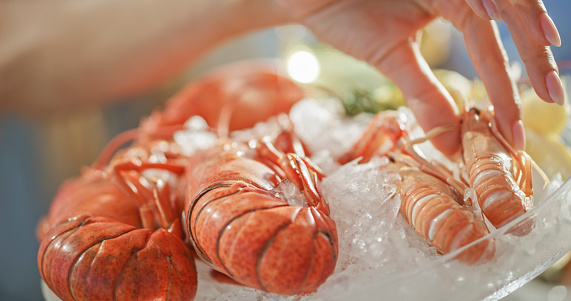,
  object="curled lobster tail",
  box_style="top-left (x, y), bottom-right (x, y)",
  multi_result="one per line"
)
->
top-left (461, 107), bottom-right (534, 234)
top-left (39, 216), bottom-right (196, 301)
top-left (184, 130), bottom-right (338, 295)
top-left (38, 137), bottom-right (198, 301)
top-left (396, 161), bottom-right (494, 264)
